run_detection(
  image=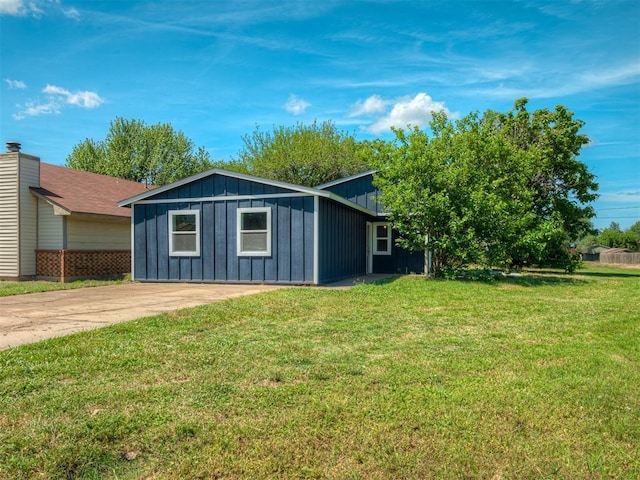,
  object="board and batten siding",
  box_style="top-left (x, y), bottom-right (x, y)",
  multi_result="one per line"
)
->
top-left (132, 174), bottom-right (315, 284)
top-left (372, 228), bottom-right (424, 275)
top-left (317, 197), bottom-right (368, 284)
top-left (66, 216), bottom-right (131, 250)
top-left (320, 173), bottom-right (385, 215)
top-left (150, 172), bottom-right (295, 200)
top-left (320, 172), bottom-right (425, 276)
top-left (37, 200), bottom-right (64, 249)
